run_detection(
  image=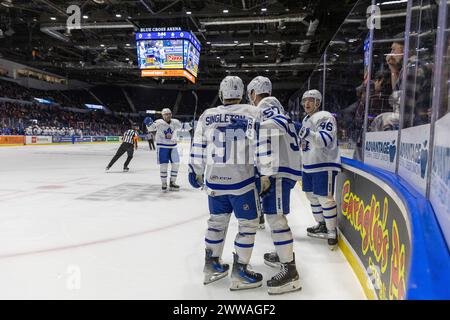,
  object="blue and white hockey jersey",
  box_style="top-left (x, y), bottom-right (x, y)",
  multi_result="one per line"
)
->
top-left (147, 119), bottom-right (190, 148)
top-left (189, 104), bottom-right (261, 196)
top-left (301, 111), bottom-right (341, 173)
top-left (256, 97), bottom-right (302, 181)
